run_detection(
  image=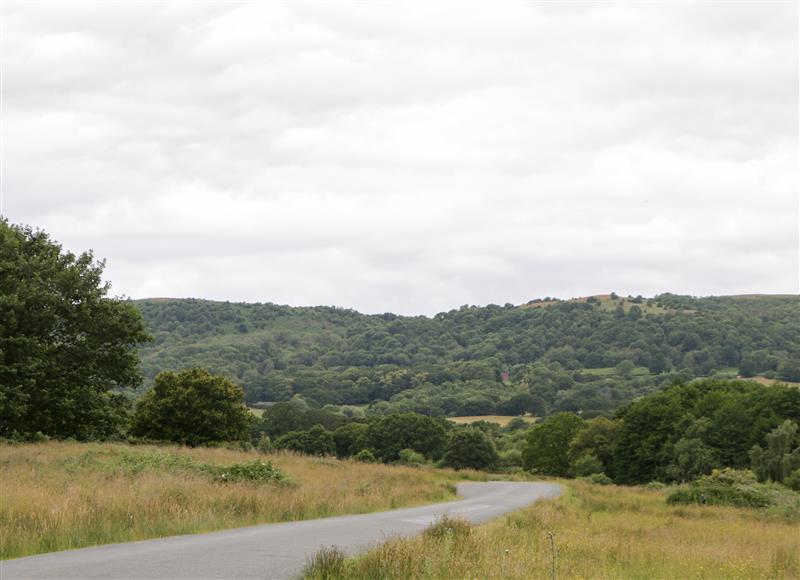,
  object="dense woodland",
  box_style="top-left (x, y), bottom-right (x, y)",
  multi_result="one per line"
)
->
top-left (135, 294), bottom-right (800, 416)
